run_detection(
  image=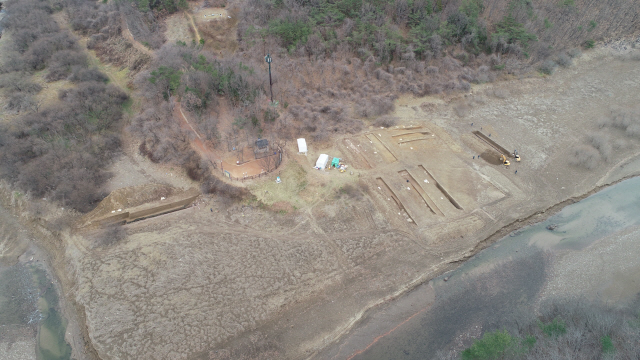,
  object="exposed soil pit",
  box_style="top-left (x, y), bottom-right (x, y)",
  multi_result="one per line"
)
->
top-left (392, 131), bottom-right (434, 144)
top-left (365, 133), bottom-right (397, 162)
top-left (355, 136), bottom-right (387, 167)
top-left (391, 131), bottom-right (431, 138)
top-left (473, 131), bottom-right (512, 157)
top-left (418, 166), bottom-right (463, 210)
top-left (479, 149), bottom-right (504, 166)
top-left (376, 177), bottom-right (416, 225)
top-left (398, 170), bottom-right (443, 216)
